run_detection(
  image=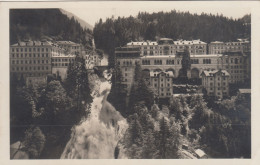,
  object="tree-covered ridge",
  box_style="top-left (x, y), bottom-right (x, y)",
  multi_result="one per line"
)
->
top-left (93, 10), bottom-right (250, 67)
top-left (10, 9), bottom-right (93, 48)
